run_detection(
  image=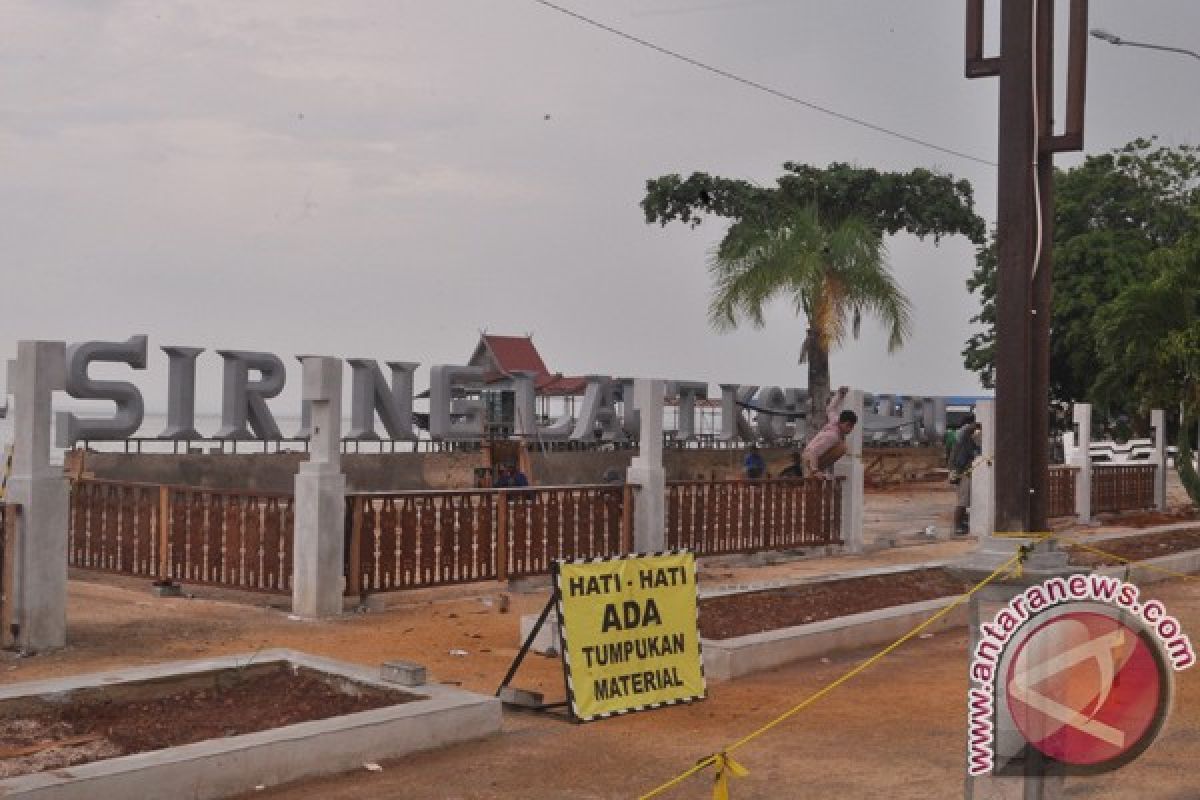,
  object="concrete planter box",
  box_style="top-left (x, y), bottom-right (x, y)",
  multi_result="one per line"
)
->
top-left (701, 545), bottom-right (1200, 682)
top-left (702, 596), bottom-right (969, 682)
top-left (1101, 547), bottom-right (1200, 585)
top-left (0, 649), bottom-right (501, 800)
